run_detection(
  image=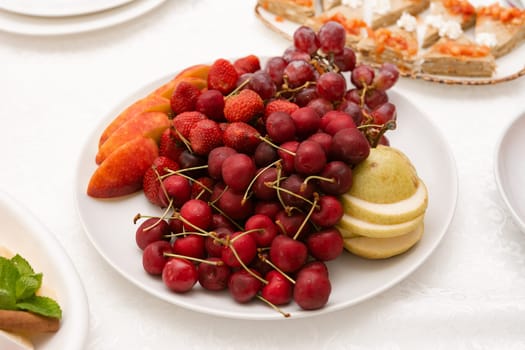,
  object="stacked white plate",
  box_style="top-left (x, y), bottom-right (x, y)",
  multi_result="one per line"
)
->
top-left (0, 0), bottom-right (166, 36)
